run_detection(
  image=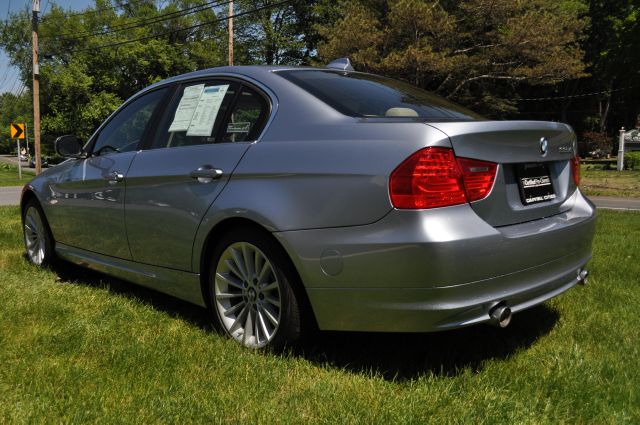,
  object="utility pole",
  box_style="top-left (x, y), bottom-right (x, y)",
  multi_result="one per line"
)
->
top-left (228, 1), bottom-right (233, 66)
top-left (32, 0), bottom-right (42, 175)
